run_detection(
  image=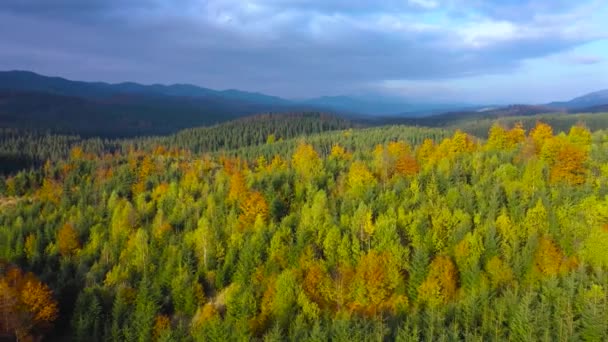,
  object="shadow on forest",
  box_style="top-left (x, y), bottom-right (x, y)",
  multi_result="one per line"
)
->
top-left (0, 154), bottom-right (42, 175)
